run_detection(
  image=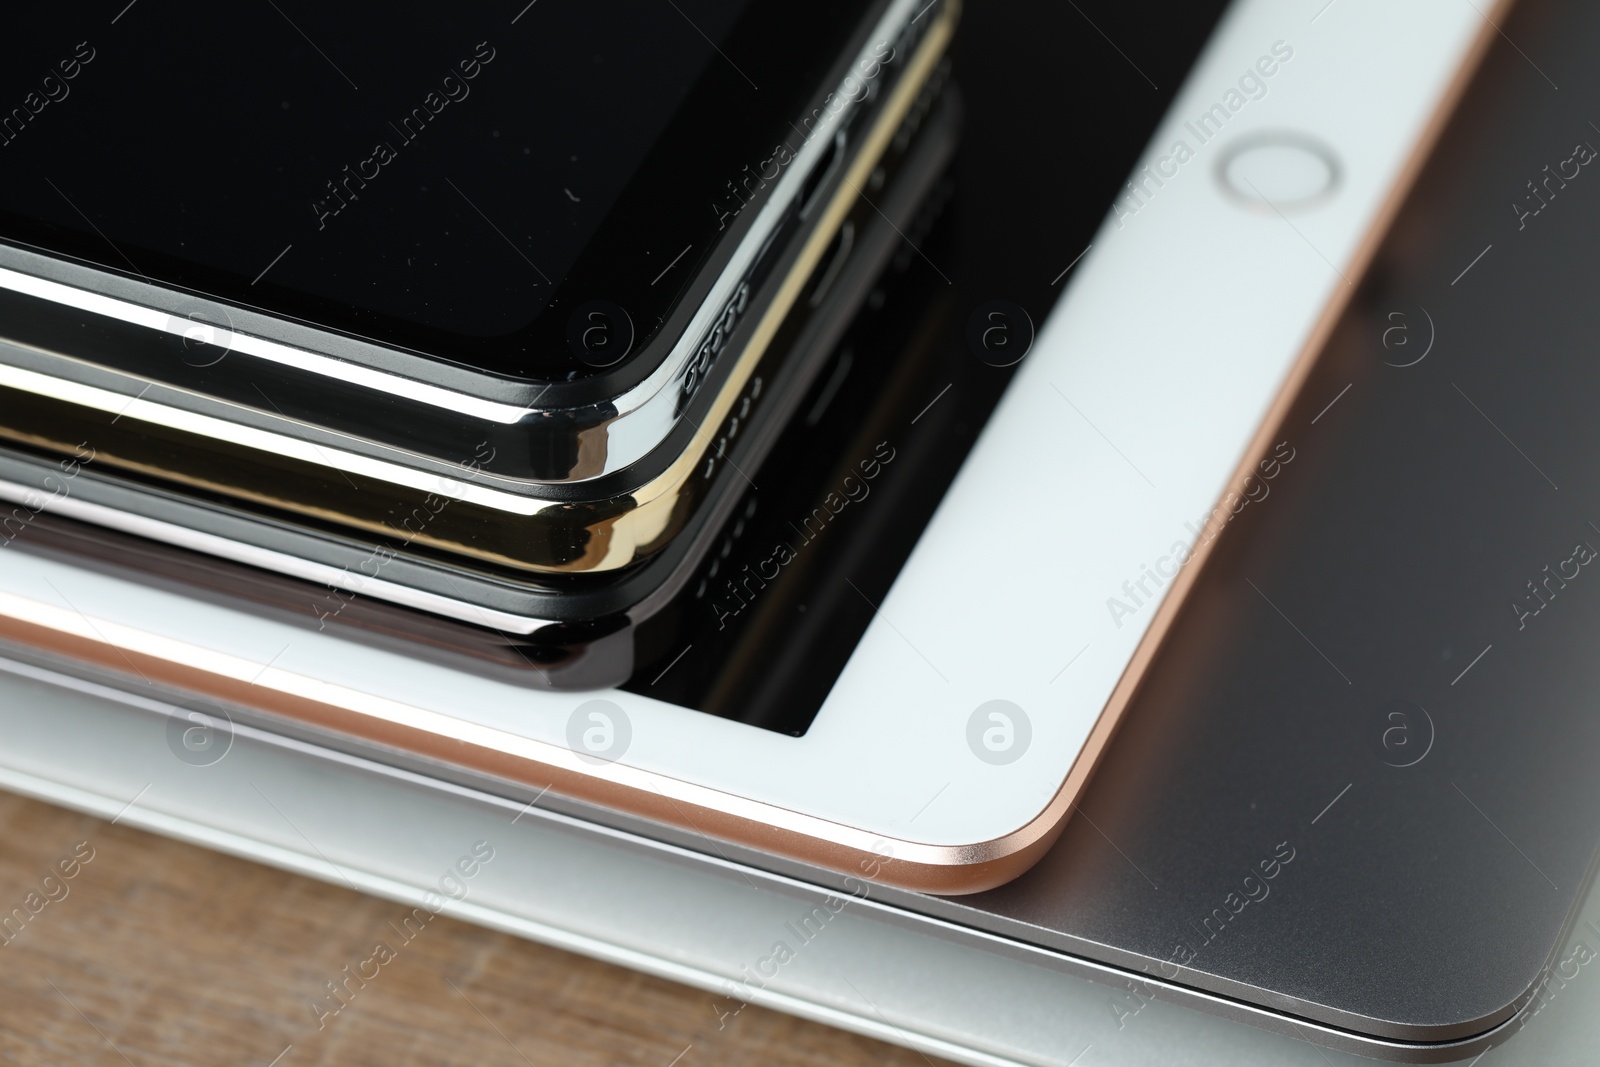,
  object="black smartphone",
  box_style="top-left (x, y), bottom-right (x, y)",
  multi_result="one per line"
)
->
top-left (0, 0), bottom-right (960, 685)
